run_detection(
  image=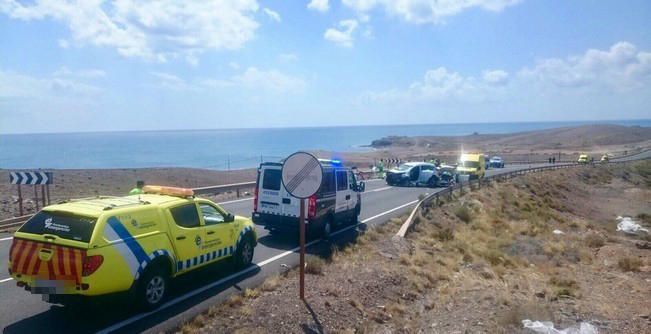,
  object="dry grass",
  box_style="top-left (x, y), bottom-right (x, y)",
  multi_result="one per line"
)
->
top-left (306, 255), bottom-right (326, 275)
top-left (618, 257), bottom-right (643, 272)
top-left (260, 274), bottom-right (281, 292)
